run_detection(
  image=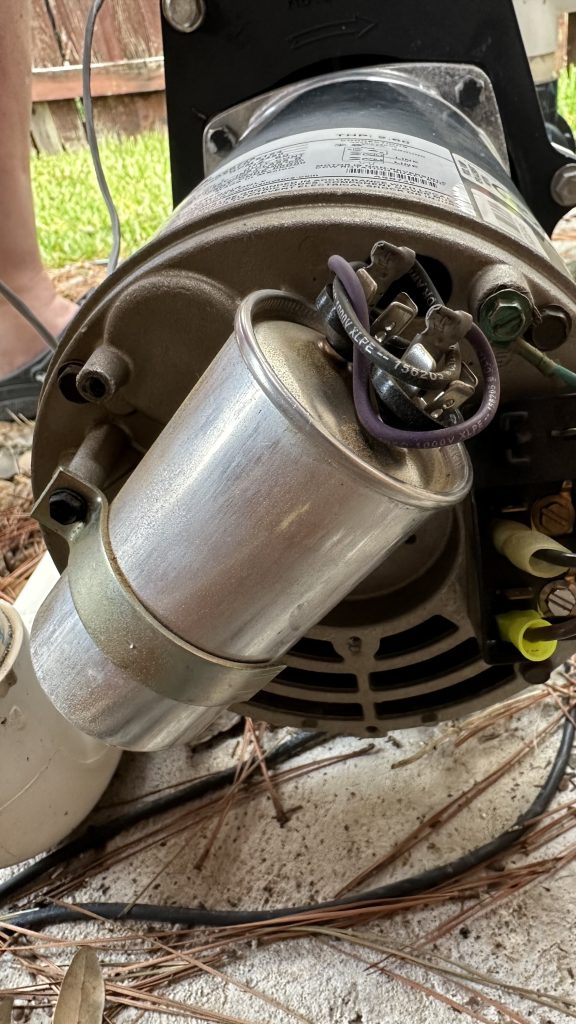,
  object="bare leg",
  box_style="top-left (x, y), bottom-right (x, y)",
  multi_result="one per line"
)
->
top-left (0, 0), bottom-right (77, 378)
